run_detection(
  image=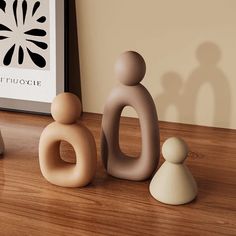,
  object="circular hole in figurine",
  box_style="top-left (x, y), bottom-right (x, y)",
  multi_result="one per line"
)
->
top-left (60, 141), bottom-right (76, 164)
